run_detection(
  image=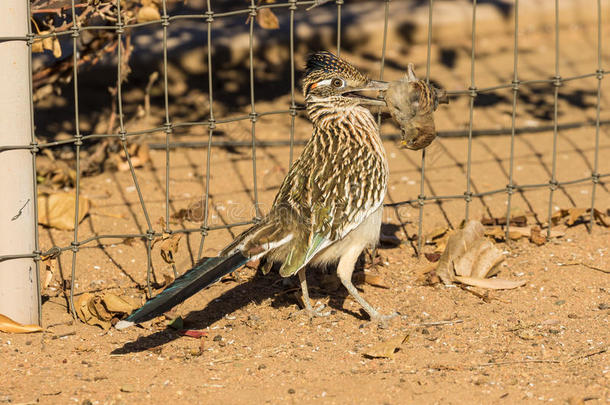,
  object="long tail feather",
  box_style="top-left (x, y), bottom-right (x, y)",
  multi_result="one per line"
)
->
top-left (115, 252), bottom-right (248, 330)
